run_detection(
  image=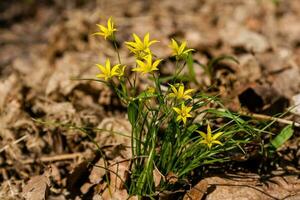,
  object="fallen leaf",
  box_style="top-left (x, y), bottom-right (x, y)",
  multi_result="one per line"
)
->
top-left (89, 158), bottom-right (106, 184)
top-left (183, 179), bottom-right (208, 200)
top-left (22, 174), bottom-right (50, 200)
